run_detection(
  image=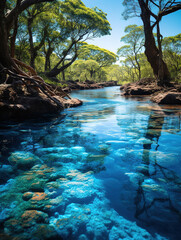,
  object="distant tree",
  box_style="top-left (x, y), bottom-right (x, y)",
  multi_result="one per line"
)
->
top-left (106, 65), bottom-right (123, 82)
top-left (162, 34), bottom-right (181, 80)
top-left (117, 25), bottom-right (144, 81)
top-left (122, 0), bottom-right (181, 86)
top-left (79, 43), bottom-right (118, 67)
top-left (46, 0), bottom-right (111, 78)
top-left (139, 53), bottom-right (154, 79)
top-left (72, 59), bottom-right (101, 81)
